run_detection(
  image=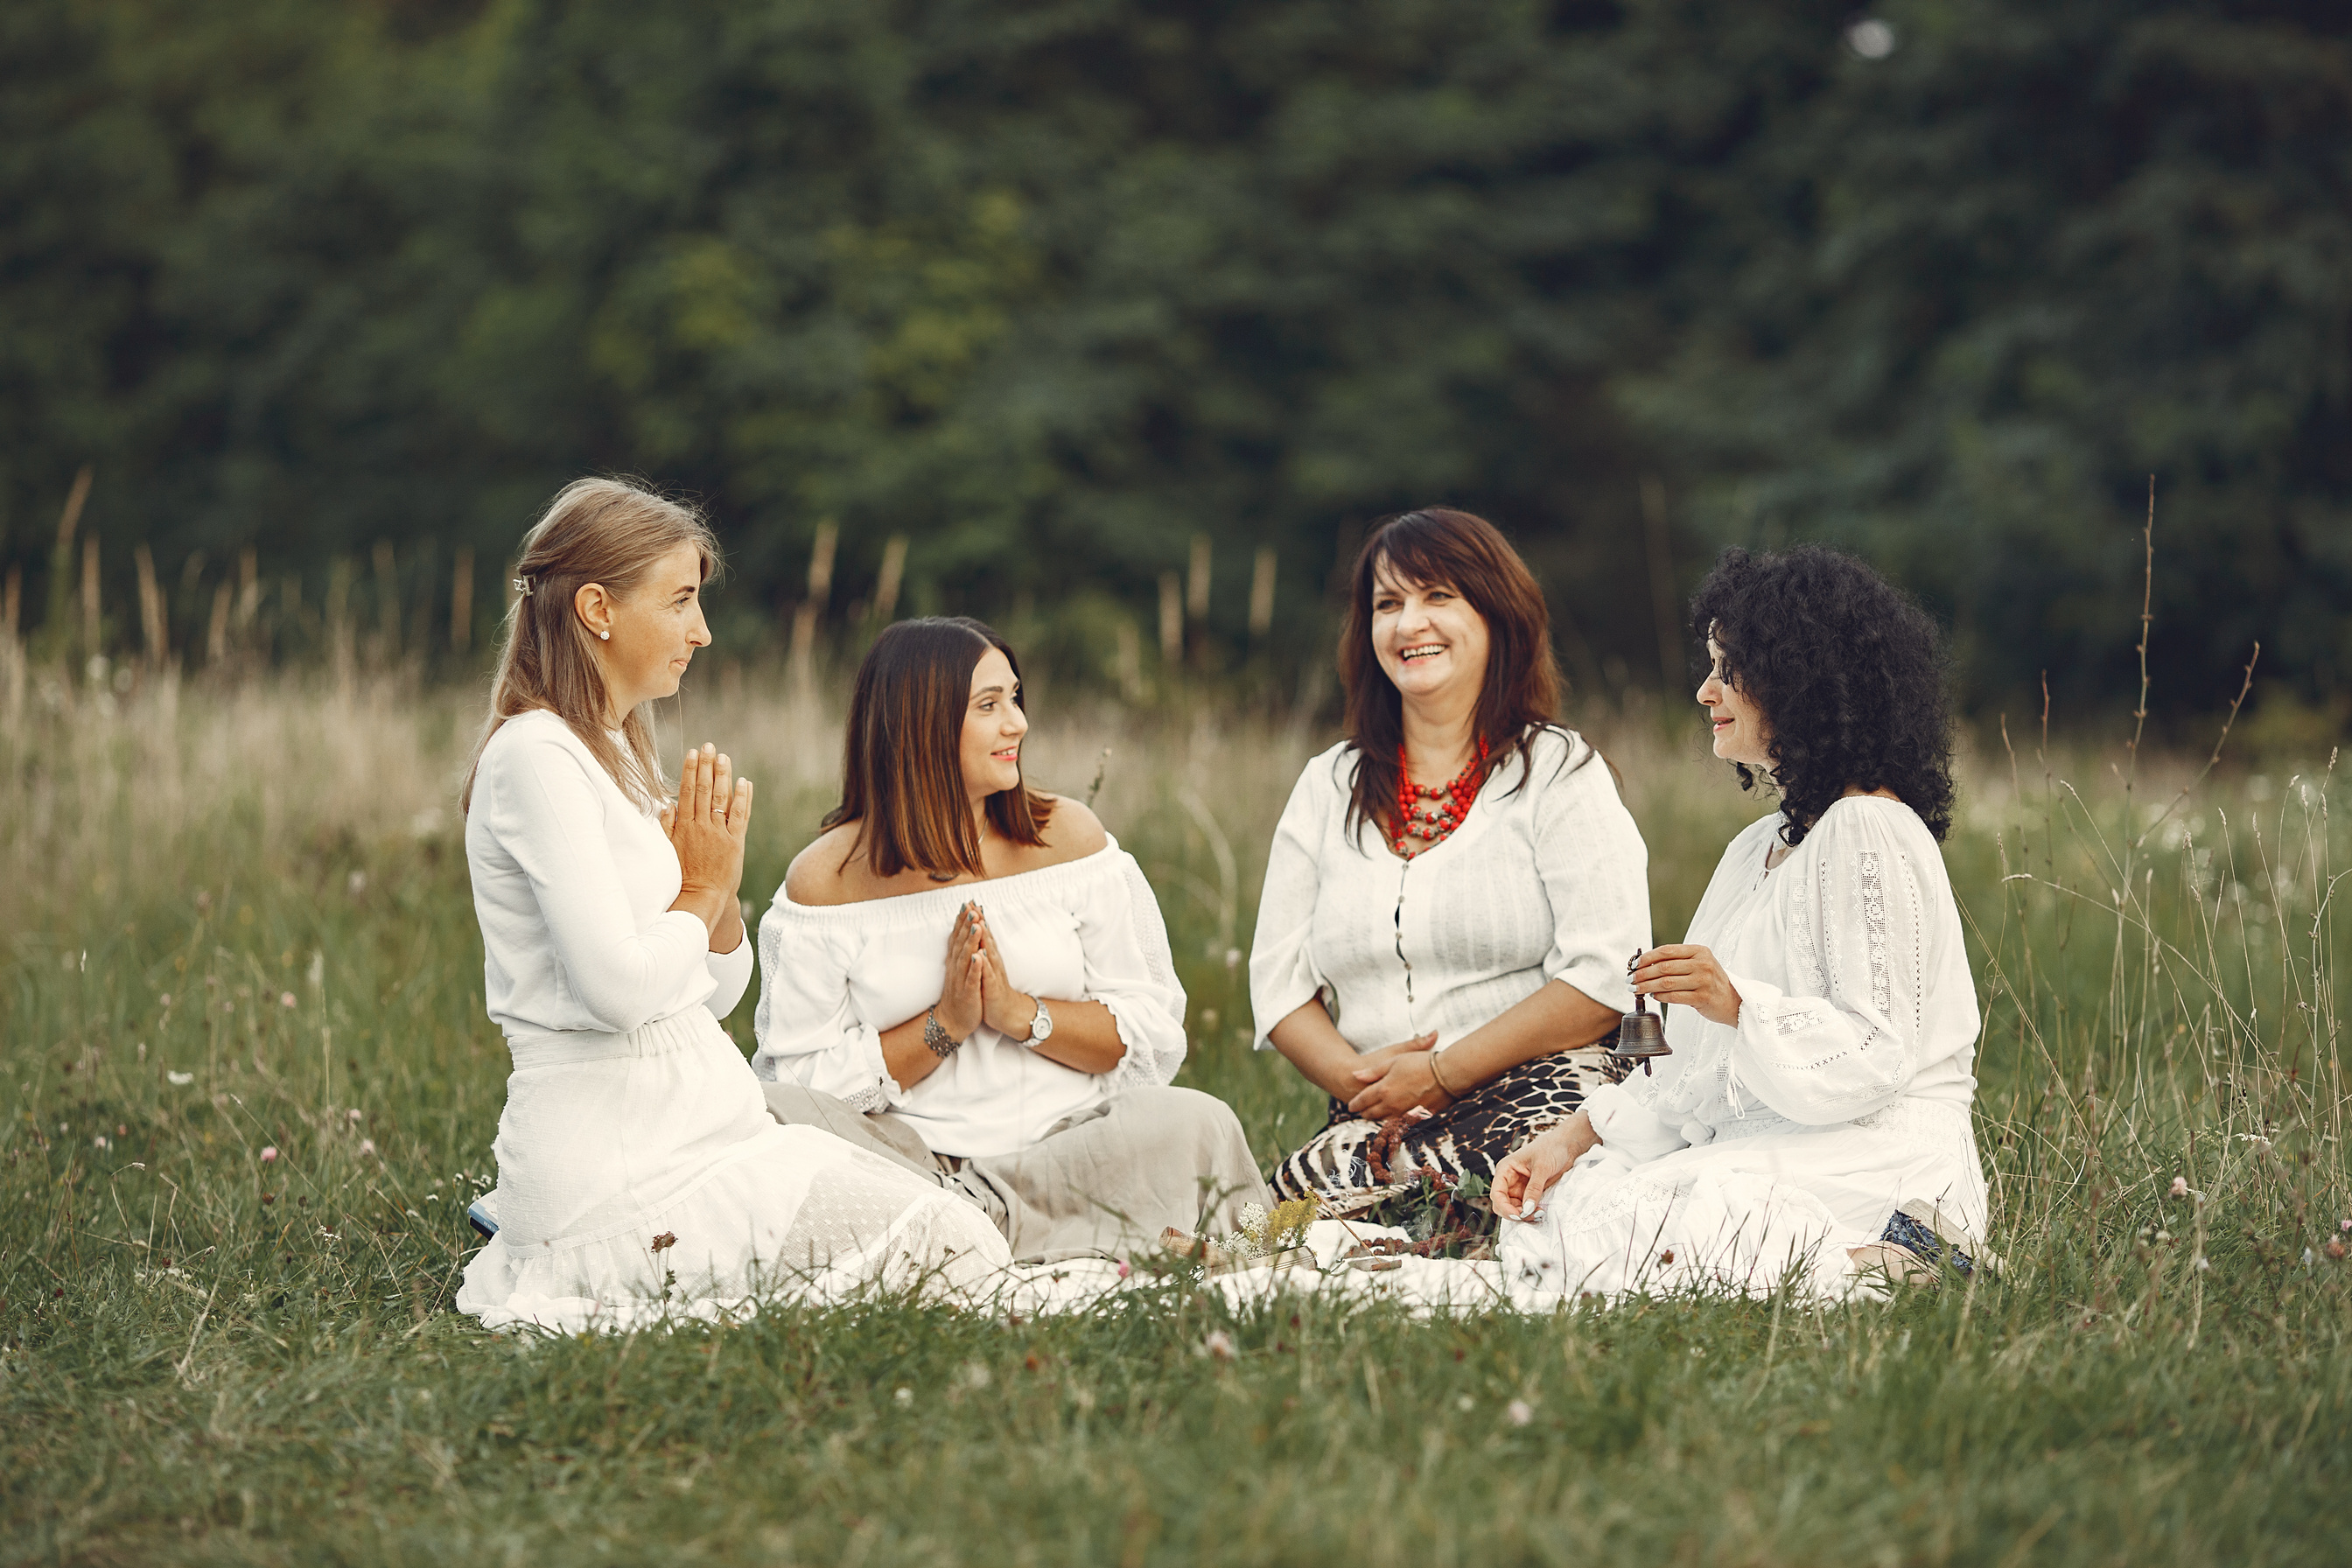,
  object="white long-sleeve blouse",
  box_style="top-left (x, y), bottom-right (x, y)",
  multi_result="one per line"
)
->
top-left (1584, 794), bottom-right (1981, 1162)
top-left (465, 710), bottom-right (752, 1039)
top-left (1248, 726), bottom-right (1652, 1062)
top-left (751, 839), bottom-right (1187, 1158)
